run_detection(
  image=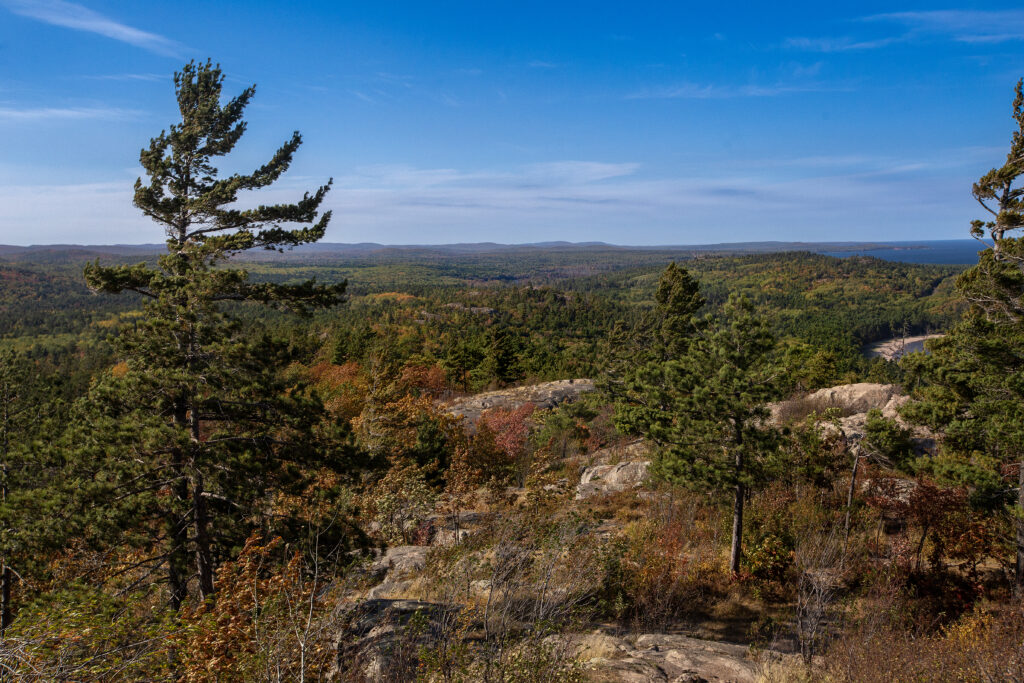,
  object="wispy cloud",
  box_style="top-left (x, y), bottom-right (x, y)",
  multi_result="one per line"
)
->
top-left (0, 0), bottom-right (183, 56)
top-left (0, 152), bottom-right (982, 244)
top-left (349, 90), bottom-right (376, 104)
top-left (311, 155), bottom-right (974, 244)
top-left (784, 36), bottom-right (901, 52)
top-left (788, 61), bottom-right (824, 78)
top-left (526, 161), bottom-right (640, 184)
top-left (0, 105), bottom-right (139, 121)
top-left (626, 81), bottom-right (840, 100)
top-left (866, 10), bottom-right (1024, 44)
top-left (341, 161), bottom-right (640, 190)
top-left (84, 73), bottom-right (165, 82)
top-left (787, 9), bottom-right (1024, 53)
